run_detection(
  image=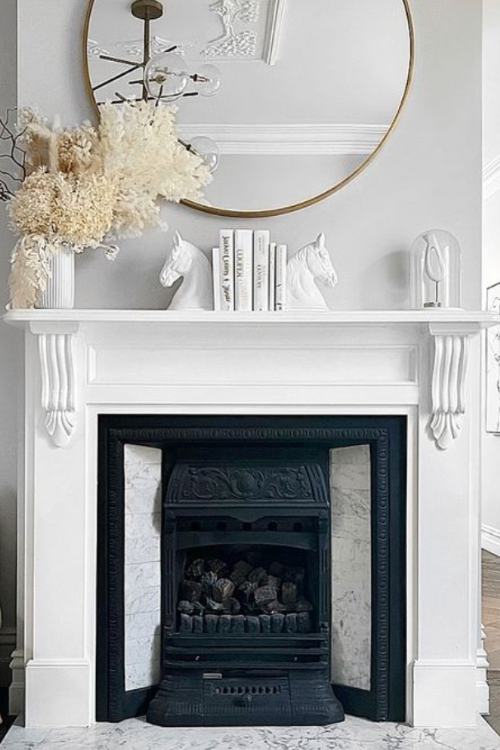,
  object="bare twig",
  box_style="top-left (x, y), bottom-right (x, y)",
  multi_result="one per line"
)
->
top-left (0, 108), bottom-right (27, 198)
